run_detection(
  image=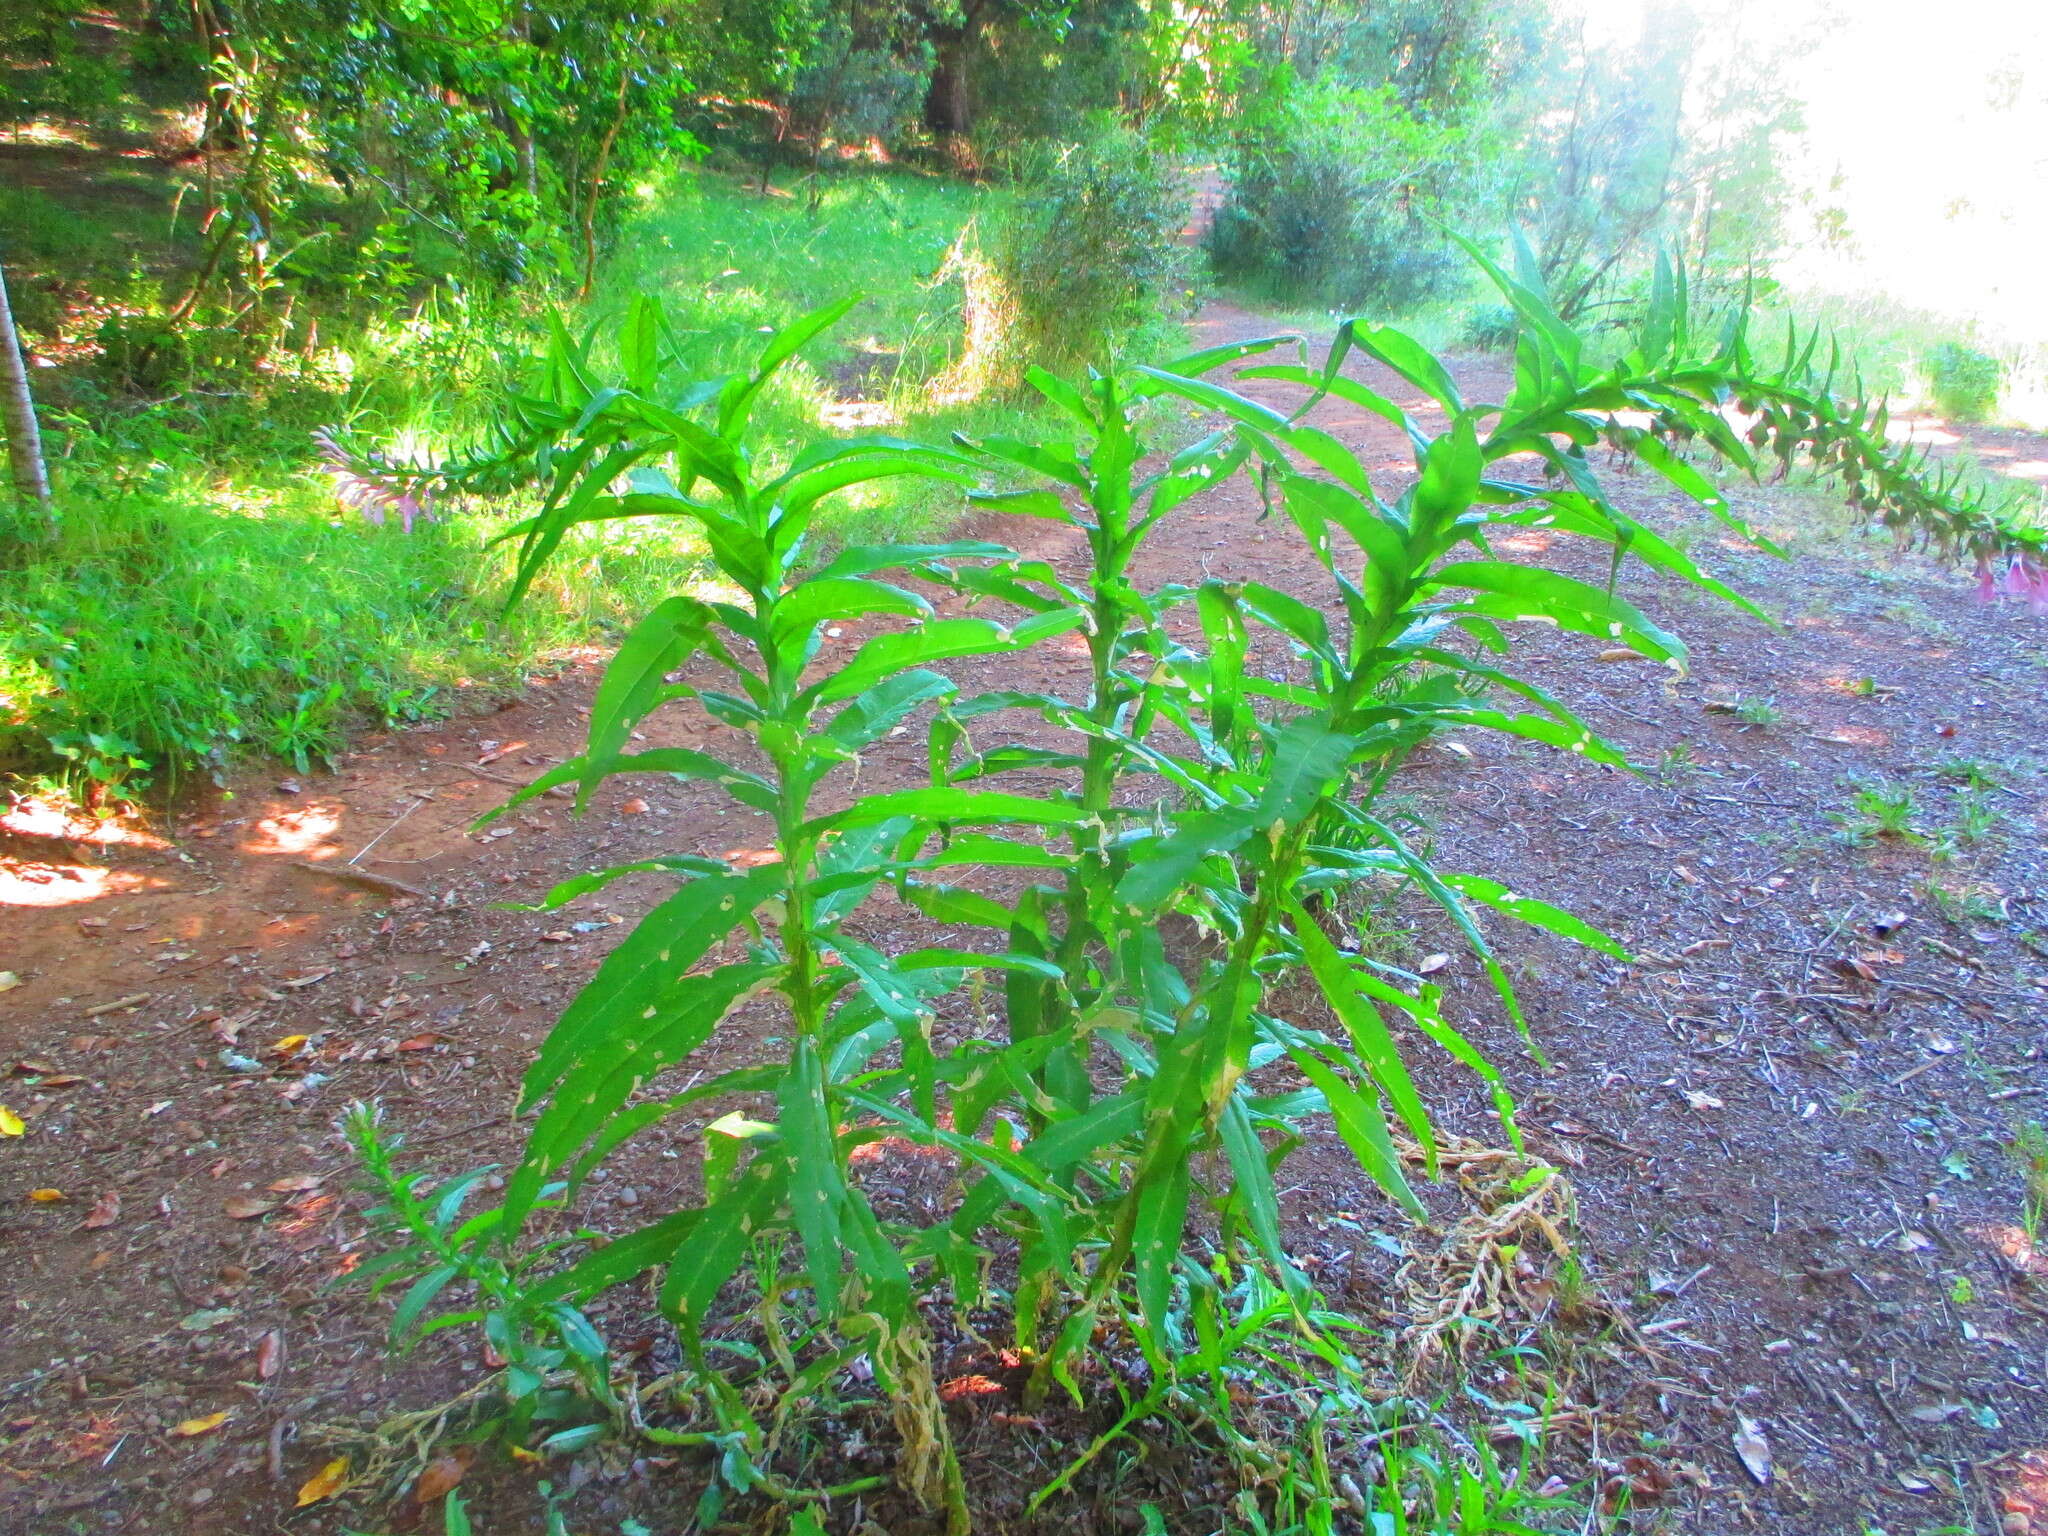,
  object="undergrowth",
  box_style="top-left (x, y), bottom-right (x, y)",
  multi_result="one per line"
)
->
top-left (0, 169), bottom-right (1063, 796)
